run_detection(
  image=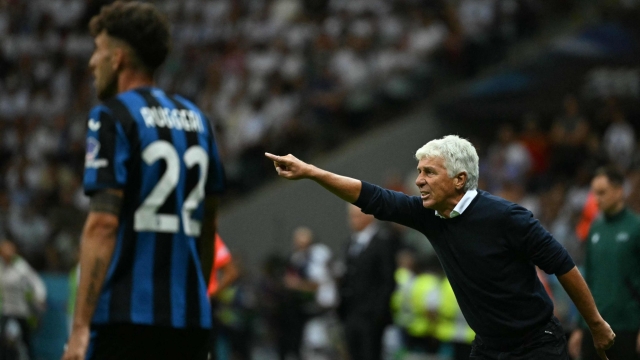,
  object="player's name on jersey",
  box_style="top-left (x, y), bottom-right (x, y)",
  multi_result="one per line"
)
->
top-left (140, 106), bottom-right (205, 133)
